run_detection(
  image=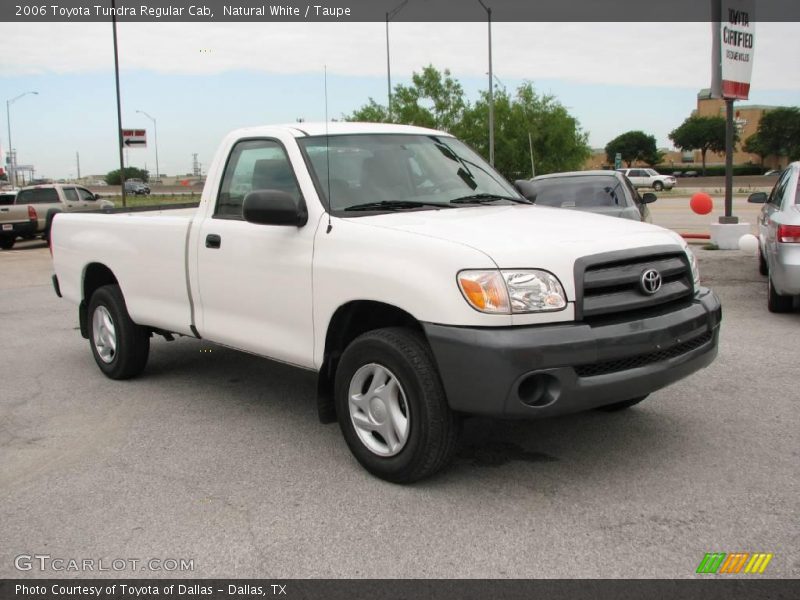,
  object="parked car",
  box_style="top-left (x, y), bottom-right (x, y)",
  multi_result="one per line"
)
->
top-left (50, 122), bottom-right (721, 482)
top-left (0, 184), bottom-right (113, 249)
top-left (616, 168), bottom-right (676, 191)
top-left (748, 161), bottom-right (800, 312)
top-left (124, 179), bottom-right (150, 195)
top-left (515, 170), bottom-right (656, 222)
top-left (683, 170), bottom-right (699, 178)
